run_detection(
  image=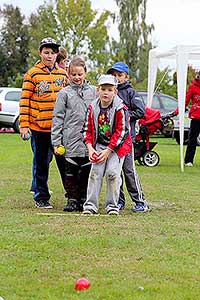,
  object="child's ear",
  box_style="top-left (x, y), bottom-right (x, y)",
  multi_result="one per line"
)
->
top-left (114, 87), bottom-right (118, 95)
